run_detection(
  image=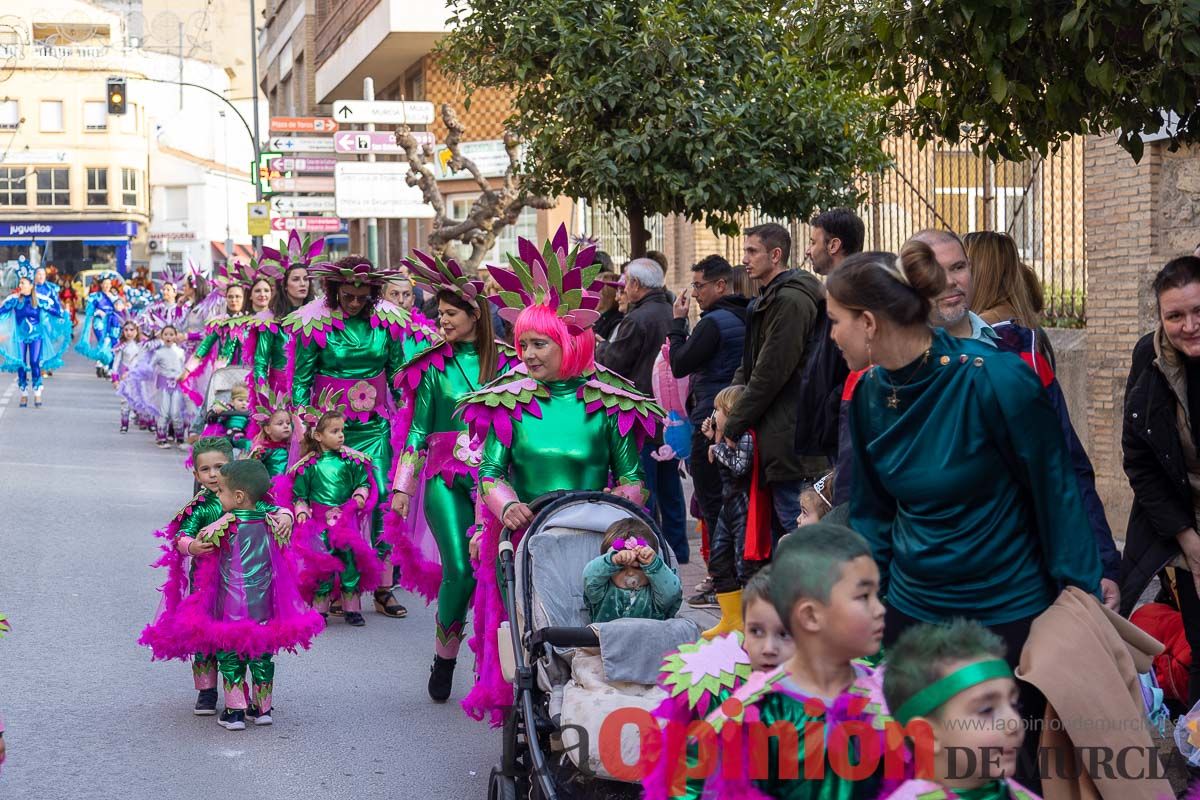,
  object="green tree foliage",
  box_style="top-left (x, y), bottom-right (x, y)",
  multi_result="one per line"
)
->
top-left (438, 0), bottom-right (890, 254)
top-left (797, 0), bottom-right (1200, 162)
